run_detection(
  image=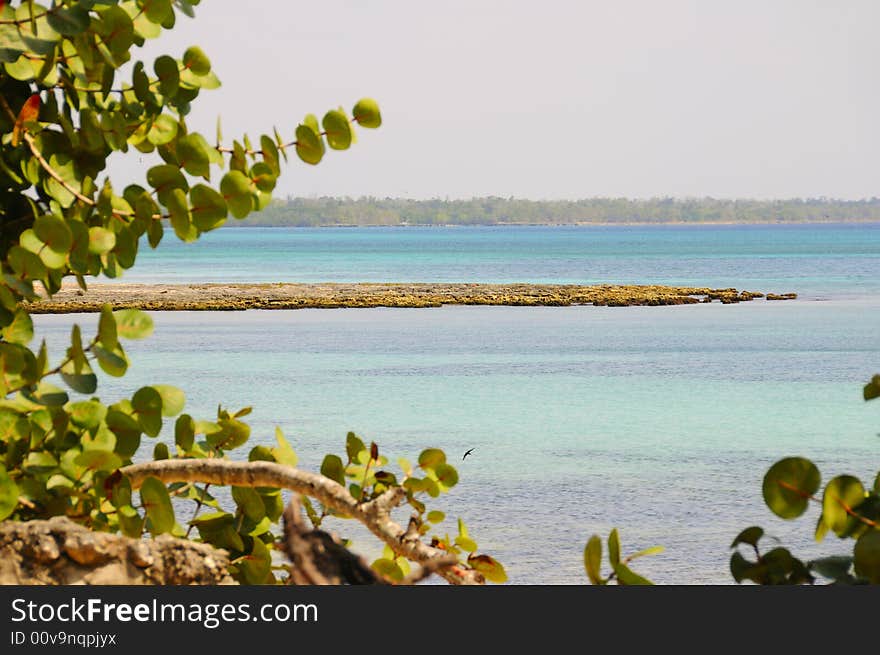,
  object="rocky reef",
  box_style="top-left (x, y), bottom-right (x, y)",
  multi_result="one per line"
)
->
top-left (28, 282), bottom-right (798, 313)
